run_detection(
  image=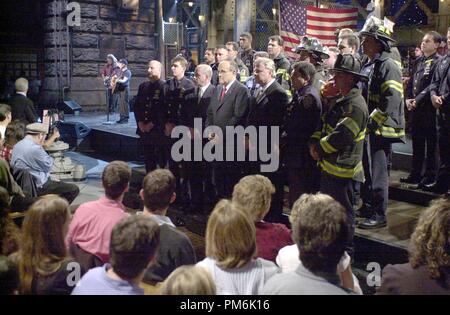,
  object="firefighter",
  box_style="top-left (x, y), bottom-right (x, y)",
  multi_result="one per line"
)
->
top-left (293, 36), bottom-right (330, 92)
top-left (309, 54), bottom-right (369, 253)
top-left (357, 16), bottom-right (405, 229)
